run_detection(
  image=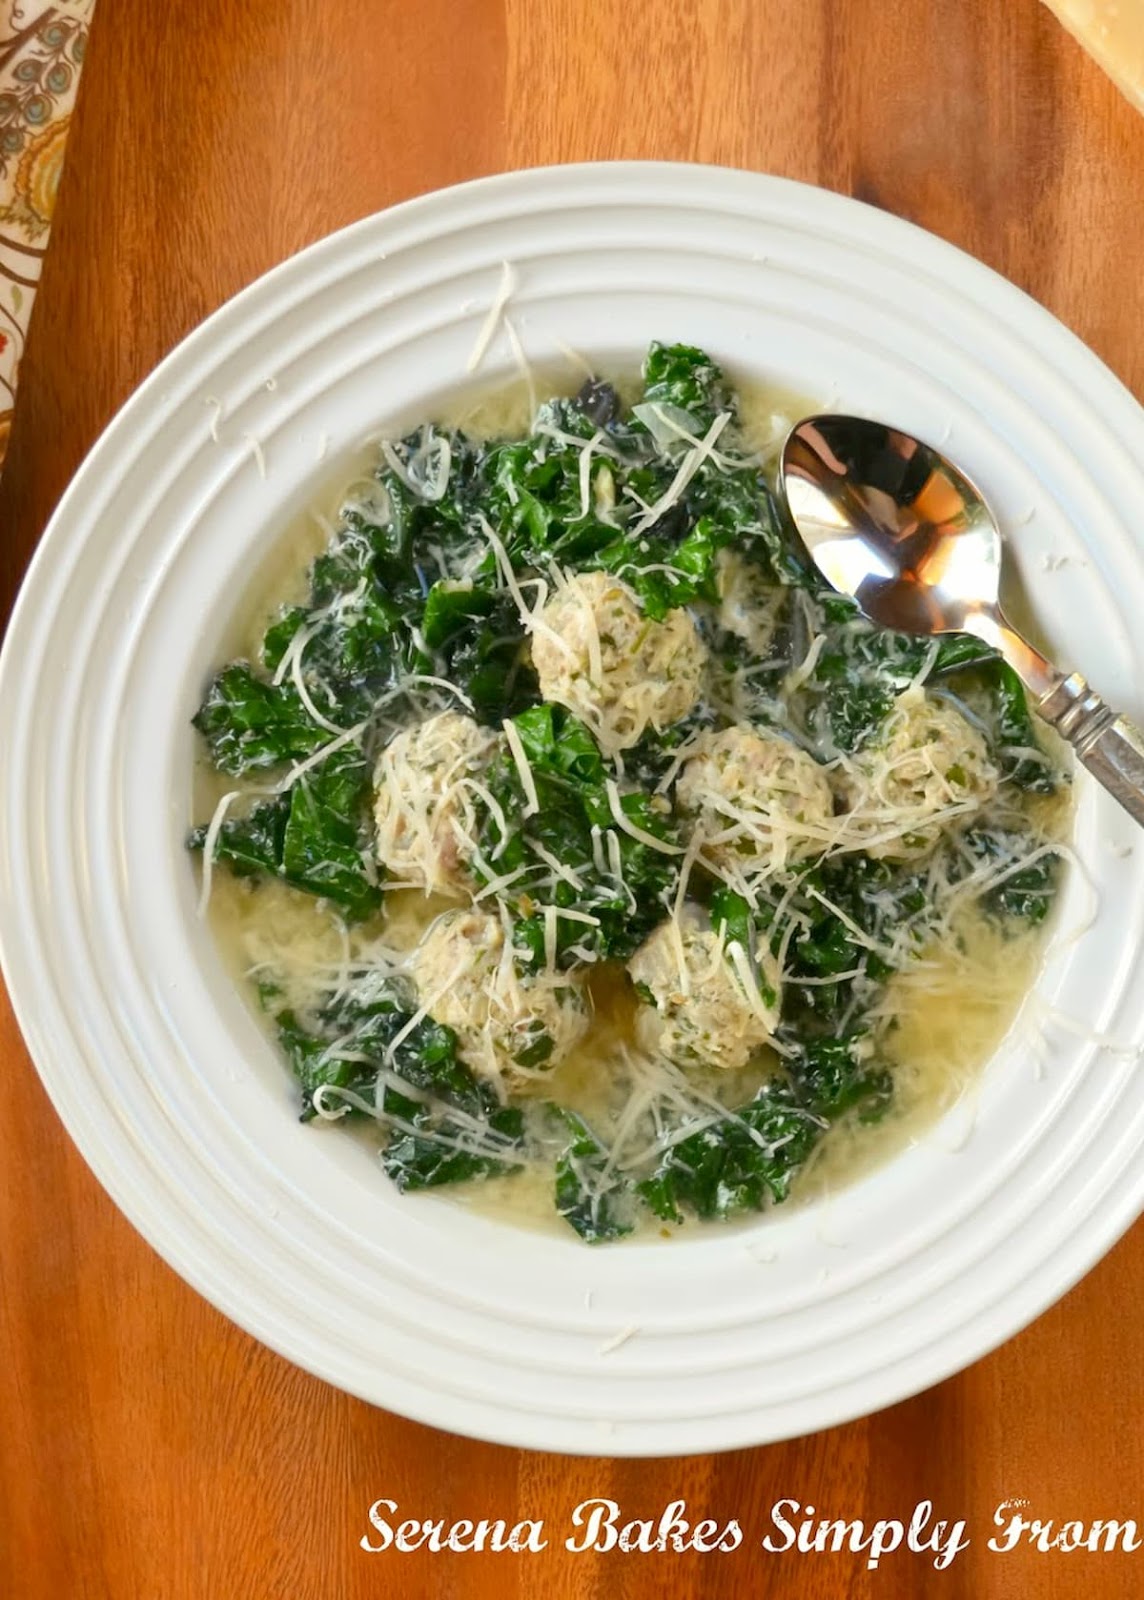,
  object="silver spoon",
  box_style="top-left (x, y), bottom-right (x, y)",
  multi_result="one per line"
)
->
top-left (779, 415), bottom-right (1144, 826)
